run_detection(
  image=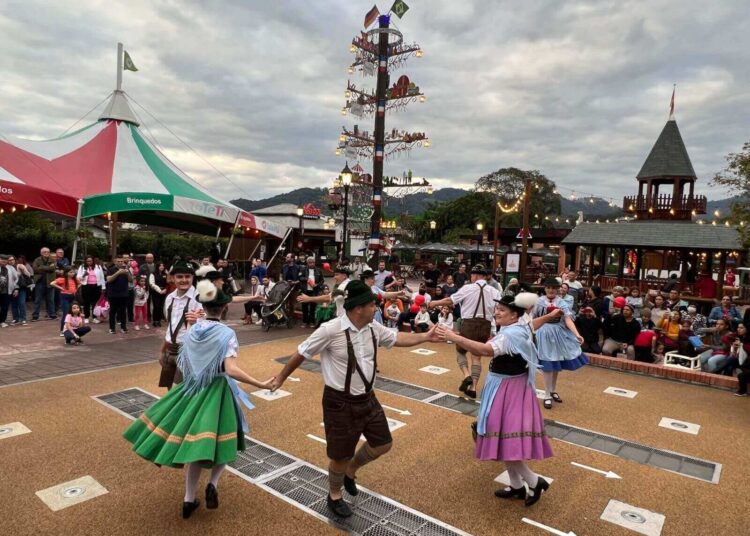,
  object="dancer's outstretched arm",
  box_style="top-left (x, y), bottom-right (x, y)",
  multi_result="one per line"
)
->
top-left (436, 325), bottom-right (494, 357)
top-left (270, 351), bottom-right (306, 391)
top-left (394, 324), bottom-right (441, 347)
top-left (224, 358), bottom-right (275, 389)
